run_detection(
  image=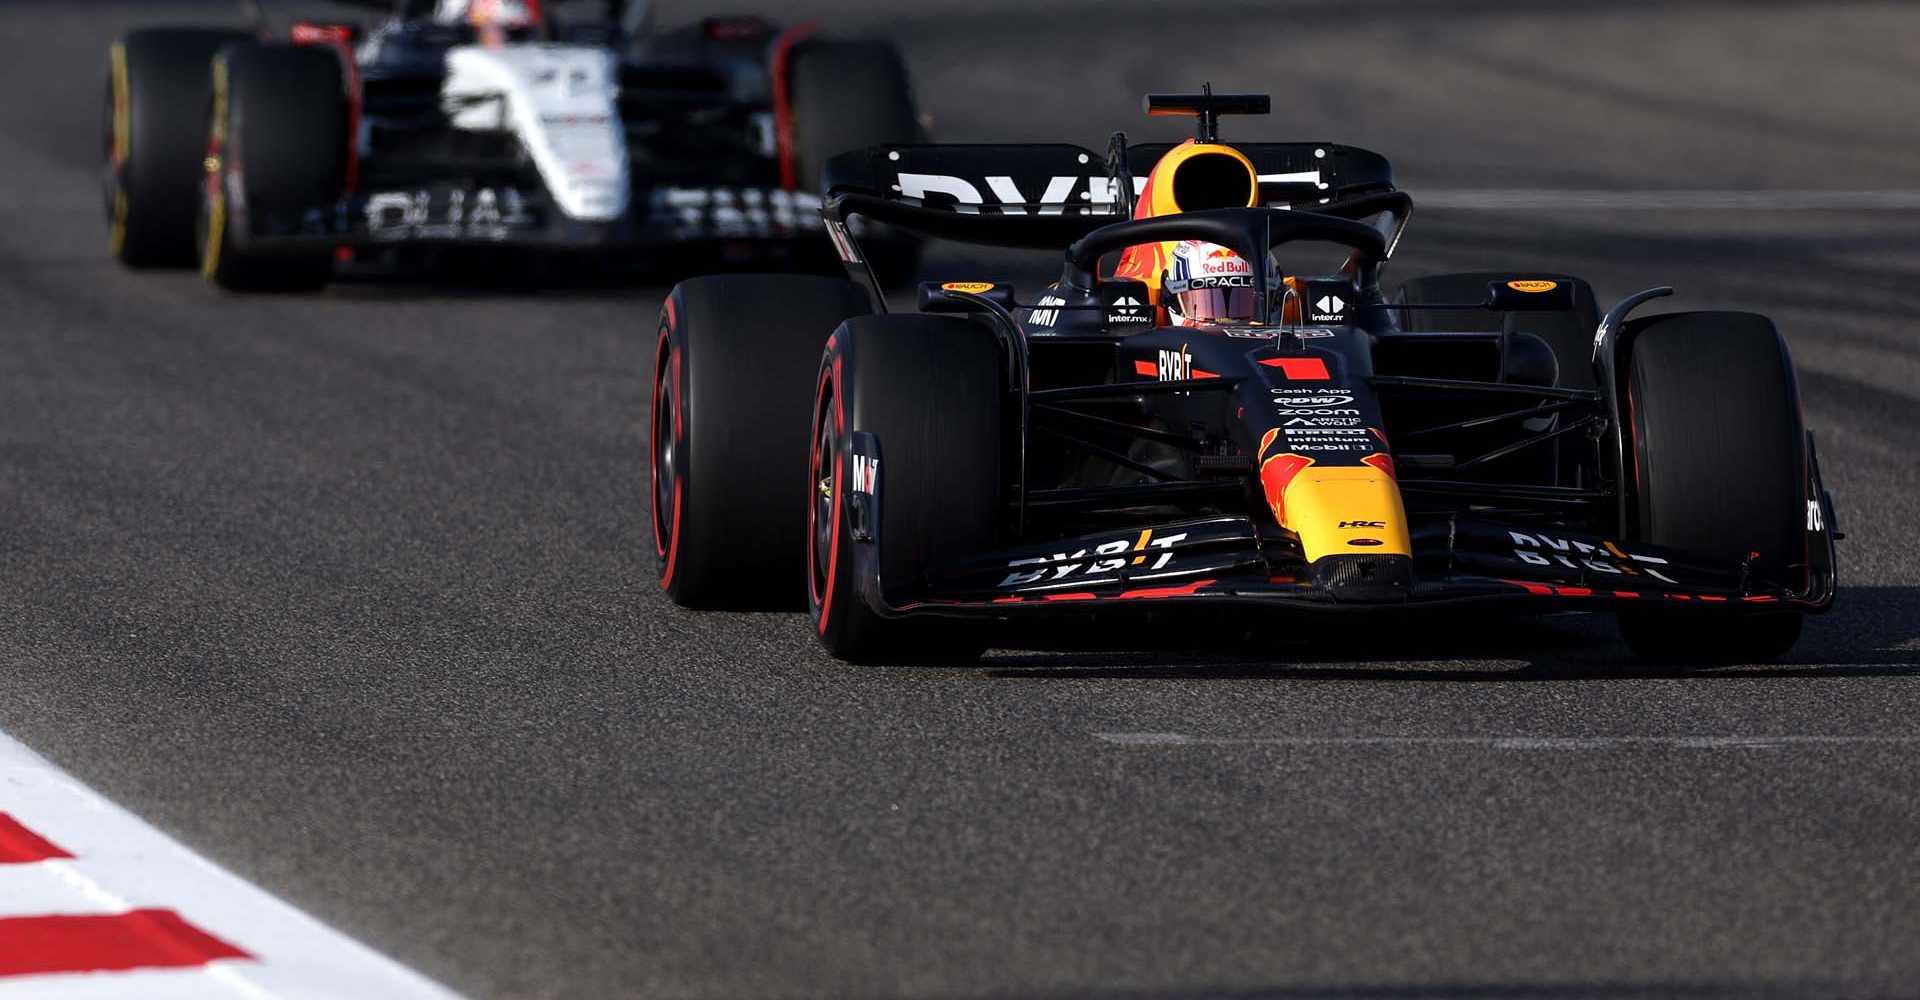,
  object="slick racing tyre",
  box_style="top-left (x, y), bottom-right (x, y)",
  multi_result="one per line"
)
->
top-left (200, 44), bottom-right (347, 293)
top-left (105, 28), bottom-right (255, 268)
top-left (1616, 311), bottom-right (1809, 664)
top-left (653, 275), bottom-right (873, 610)
top-left (785, 39), bottom-right (923, 288)
top-left (809, 315), bottom-right (1002, 664)
top-left (1396, 272), bottom-right (1602, 390)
